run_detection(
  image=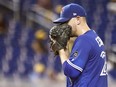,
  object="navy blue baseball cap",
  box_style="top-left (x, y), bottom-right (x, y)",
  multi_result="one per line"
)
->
top-left (53, 3), bottom-right (87, 23)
